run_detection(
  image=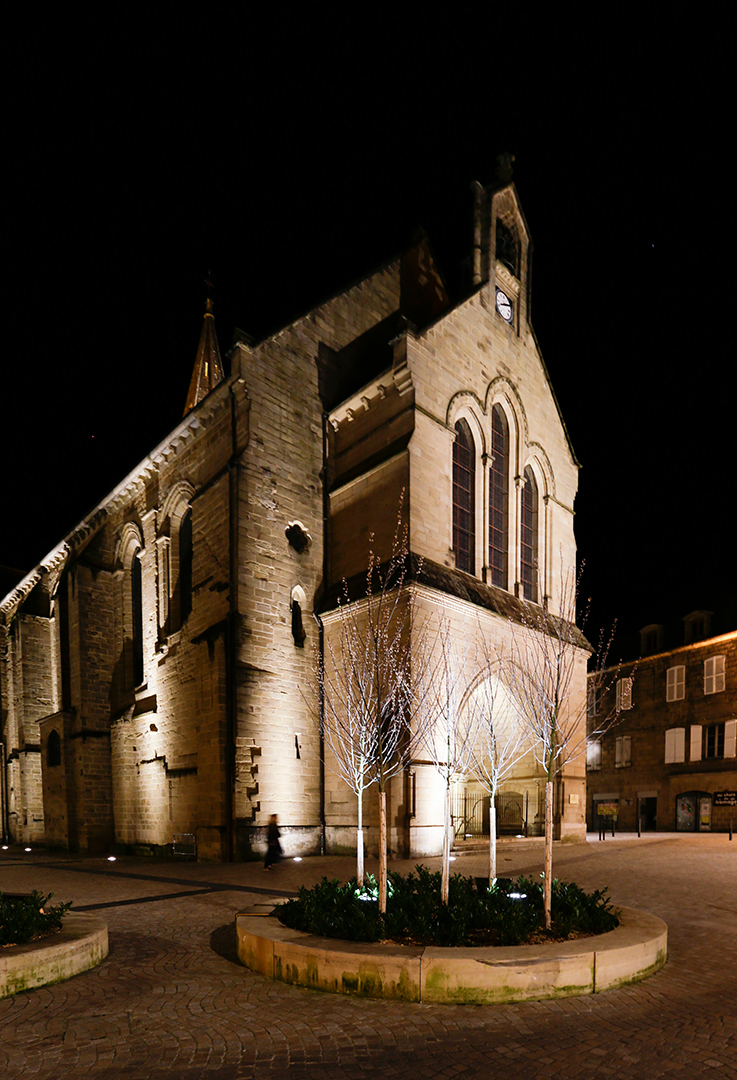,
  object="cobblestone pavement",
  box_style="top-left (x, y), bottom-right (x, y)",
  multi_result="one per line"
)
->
top-left (1, 834), bottom-right (735, 1079)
